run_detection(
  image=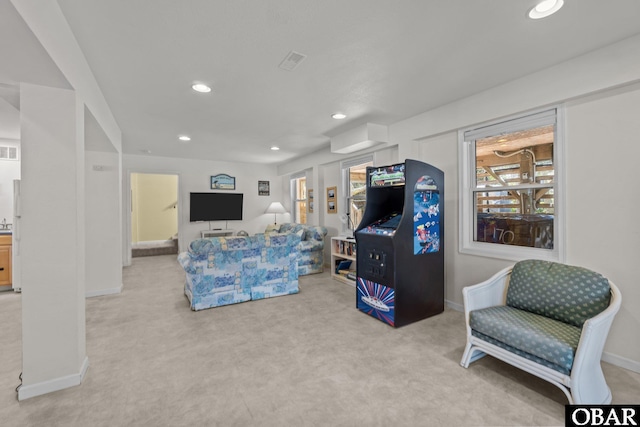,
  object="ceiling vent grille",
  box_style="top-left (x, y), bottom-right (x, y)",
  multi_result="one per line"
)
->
top-left (0, 146), bottom-right (18, 161)
top-left (279, 50), bottom-right (307, 71)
